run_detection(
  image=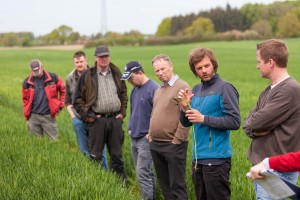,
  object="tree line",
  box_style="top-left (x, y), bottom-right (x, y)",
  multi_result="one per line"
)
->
top-left (155, 1), bottom-right (300, 42)
top-left (1, 1), bottom-right (300, 47)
